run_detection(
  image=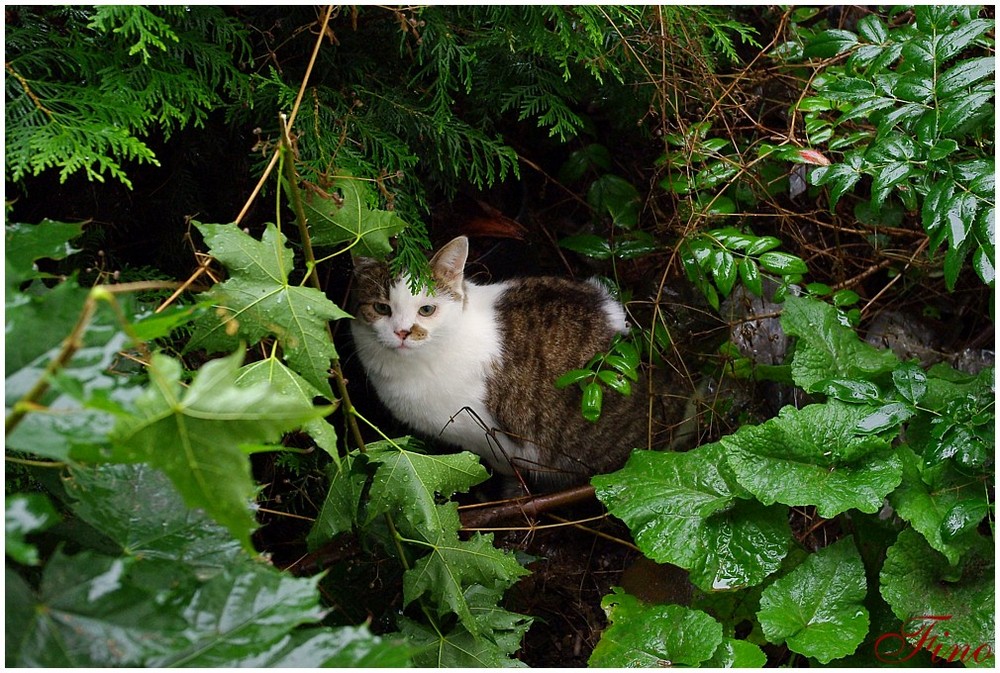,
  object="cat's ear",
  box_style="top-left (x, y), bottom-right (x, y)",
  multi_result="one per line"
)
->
top-left (352, 255), bottom-right (382, 277)
top-left (429, 236), bottom-right (469, 286)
